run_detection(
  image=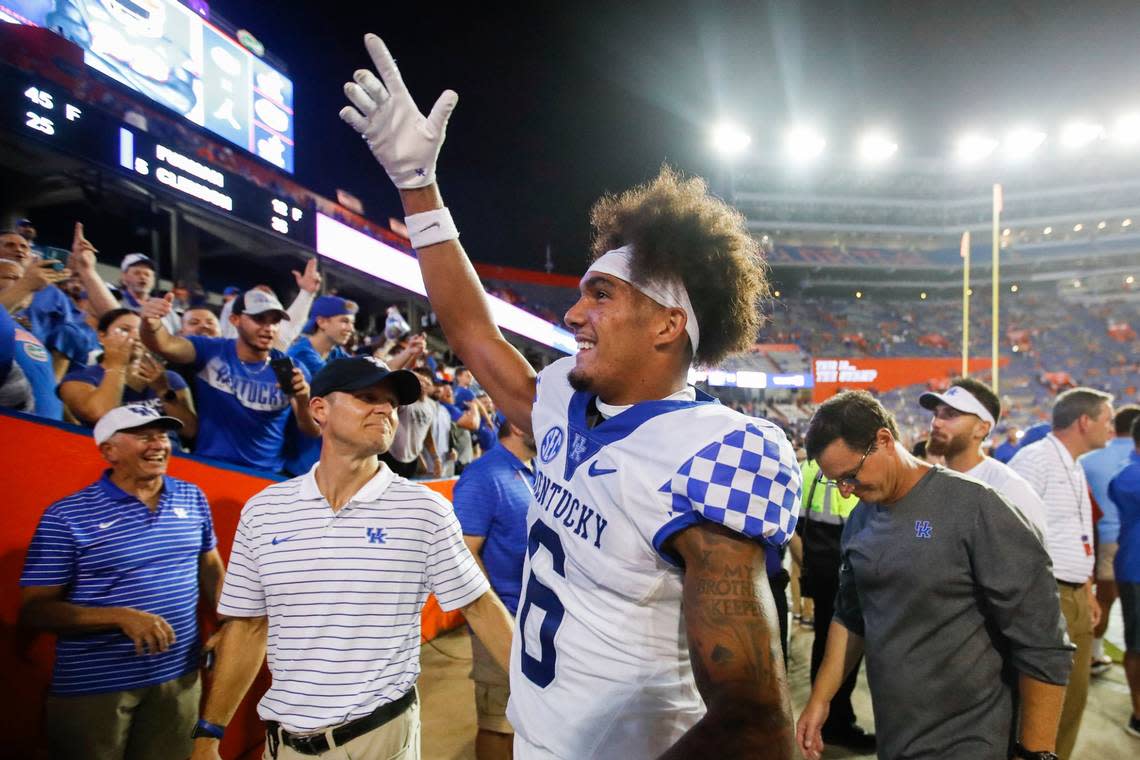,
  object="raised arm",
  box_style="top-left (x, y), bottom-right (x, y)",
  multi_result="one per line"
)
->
top-left (660, 522), bottom-right (795, 759)
top-left (67, 222), bottom-right (120, 317)
top-left (340, 34), bottom-right (536, 434)
top-left (138, 292), bottom-right (196, 365)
